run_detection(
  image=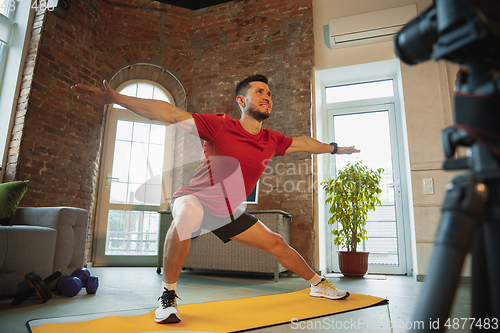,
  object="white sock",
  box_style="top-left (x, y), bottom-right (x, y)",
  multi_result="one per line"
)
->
top-left (161, 281), bottom-right (177, 293)
top-left (308, 274), bottom-right (323, 286)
